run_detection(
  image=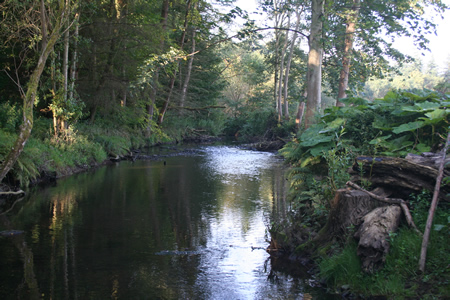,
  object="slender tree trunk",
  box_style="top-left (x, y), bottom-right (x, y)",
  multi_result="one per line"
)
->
top-left (273, 0), bottom-right (282, 117)
top-left (157, 0), bottom-right (192, 125)
top-left (336, 0), bottom-right (360, 106)
top-left (0, 0), bottom-right (67, 183)
top-left (277, 15), bottom-right (290, 122)
top-left (305, 0), bottom-right (324, 128)
top-left (419, 132), bottom-right (450, 272)
top-left (62, 3), bottom-right (70, 131)
top-left (69, 12), bottom-right (79, 102)
top-left (283, 5), bottom-right (303, 121)
top-left (295, 101), bottom-right (305, 132)
top-left (146, 0), bottom-right (169, 134)
top-left (180, 29), bottom-right (196, 109)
